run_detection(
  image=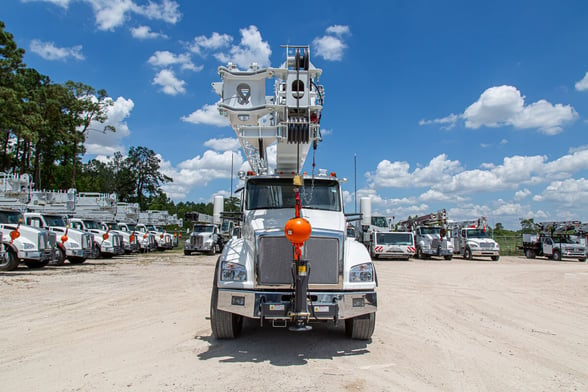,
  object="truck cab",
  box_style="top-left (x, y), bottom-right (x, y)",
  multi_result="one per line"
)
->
top-left (370, 231), bottom-right (415, 260)
top-left (414, 226), bottom-right (453, 260)
top-left (184, 223), bottom-right (222, 255)
top-left (454, 227), bottom-right (500, 261)
top-left (0, 208), bottom-right (55, 270)
top-left (24, 212), bottom-right (93, 265)
top-left (68, 218), bottom-right (123, 258)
